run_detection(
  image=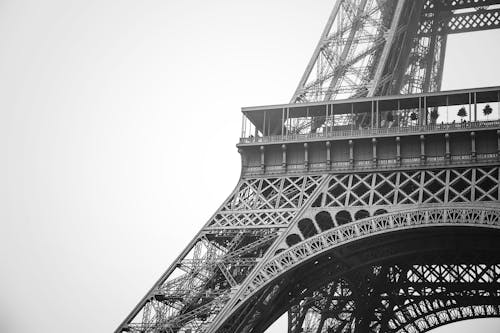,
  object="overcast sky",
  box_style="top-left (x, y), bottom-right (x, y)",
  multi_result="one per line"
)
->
top-left (1, 1), bottom-right (500, 333)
